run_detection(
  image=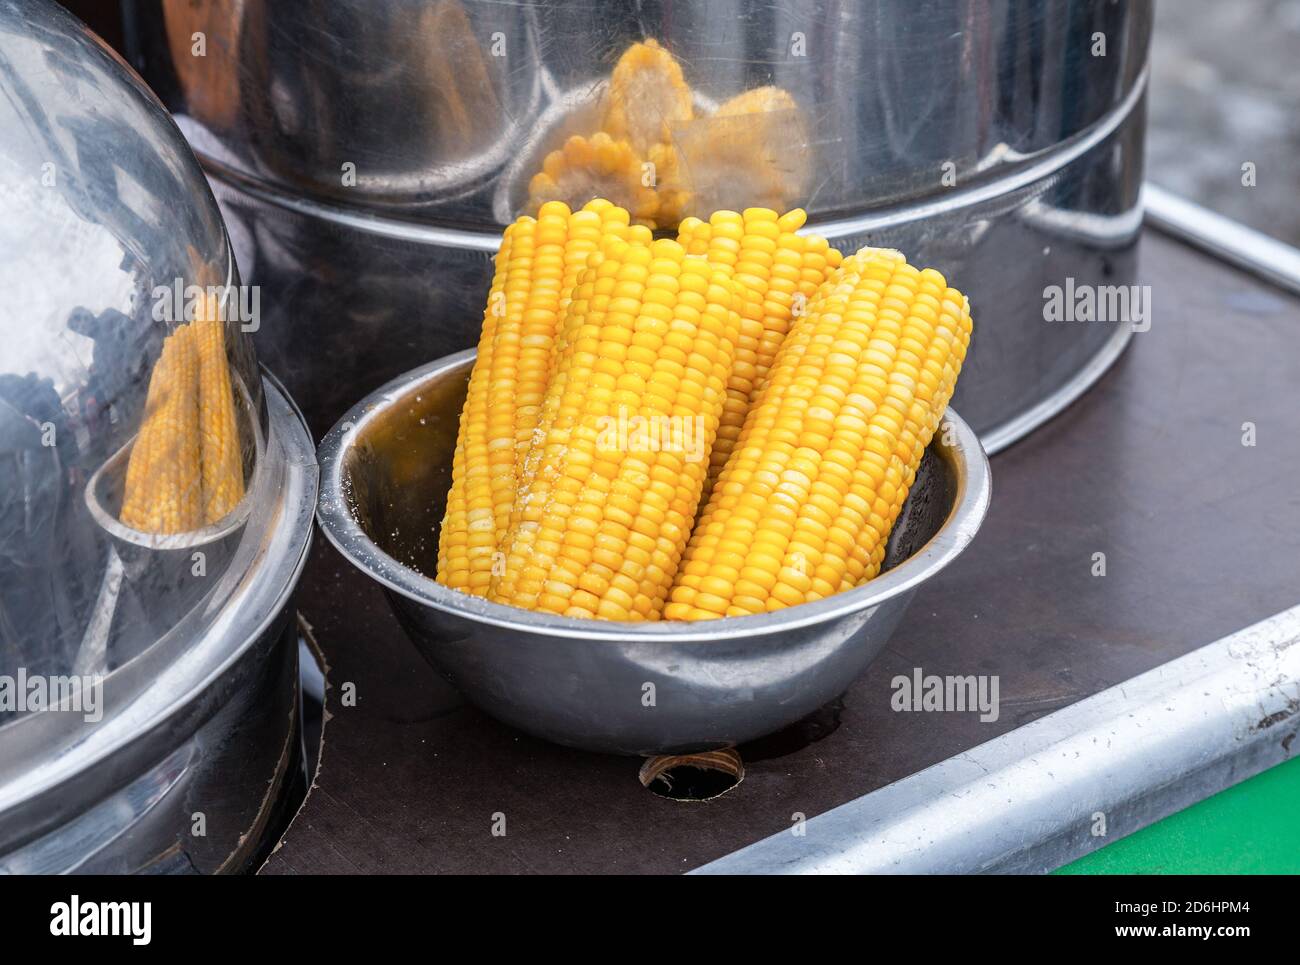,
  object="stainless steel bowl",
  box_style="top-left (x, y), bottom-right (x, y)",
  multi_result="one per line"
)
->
top-left (316, 352), bottom-right (991, 756)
